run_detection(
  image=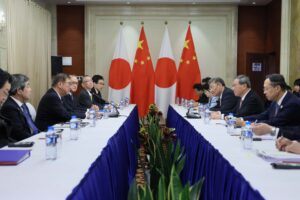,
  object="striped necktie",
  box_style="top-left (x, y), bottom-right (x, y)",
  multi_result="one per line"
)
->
top-left (21, 104), bottom-right (39, 134)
